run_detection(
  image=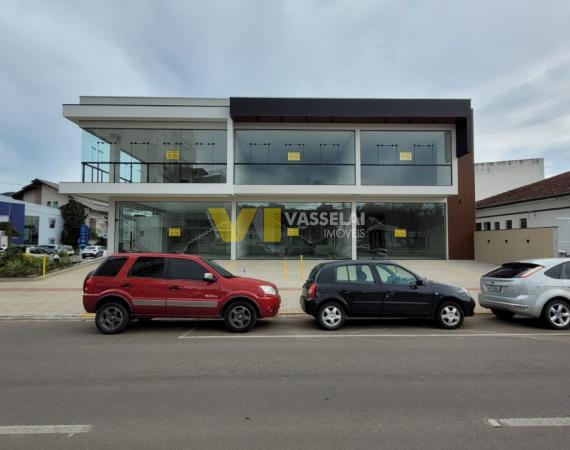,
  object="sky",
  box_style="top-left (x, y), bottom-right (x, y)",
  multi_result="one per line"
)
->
top-left (0, 0), bottom-right (569, 190)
